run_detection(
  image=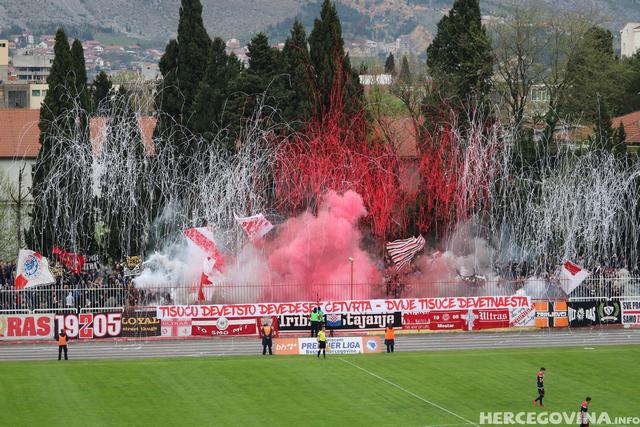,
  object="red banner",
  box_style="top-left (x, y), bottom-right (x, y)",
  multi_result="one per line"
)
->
top-left (191, 316), bottom-right (278, 337)
top-left (403, 309), bottom-right (511, 331)
top-left (53, 246), bottom-right (85, 274)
